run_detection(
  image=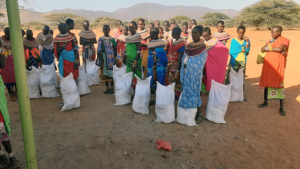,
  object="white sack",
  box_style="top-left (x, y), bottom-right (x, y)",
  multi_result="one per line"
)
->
top-left (229, 67), bottom-right (244, 102)
top-left (39, 64), bottom-right (60, 98)
top-left (26, 67), bottom-right (41, 99)
top-left (42, 62), bottom-right (58, 88)
top-left (113, 65), bottom-right (127, 82)
top-left (155, 82), bottom-right (175, 123)
top-left (78, 66), bottom-right (91, 95)
top-left (60, 73), bottom-right (81, 111)
top-left (206, 80), bottom-right (232, 124)
top-left (176, 93), bottom-right (198, 127)
top-left (114, 72), bottom-right (133, 106)
top-left (132, 75), bottom-right (151, 114)
top-left (86, 60), bottom-right (100, 86)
